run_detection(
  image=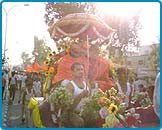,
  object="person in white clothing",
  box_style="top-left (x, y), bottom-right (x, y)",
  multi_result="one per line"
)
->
top-left (66, 62), bottom-right (89, 127)
top-left (3, 70), bottom-right (9, 100)
top-left (21, 73), bottom-right (27, 89)
top-left (33, 78), bottom-right (42, 97)
top-left (21, 78), bottom-right (34, 127)
top-left (9, 71), bottom-right (17, 102)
